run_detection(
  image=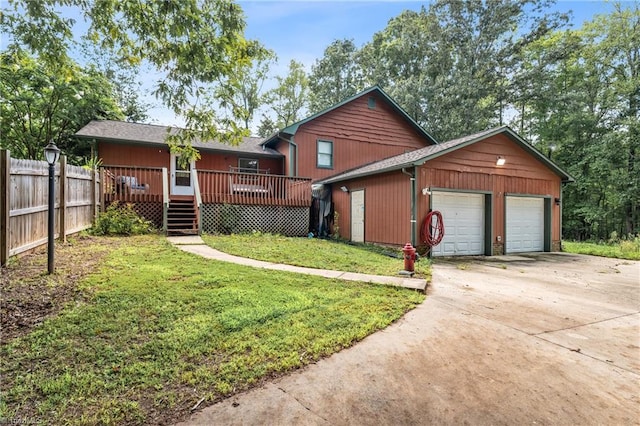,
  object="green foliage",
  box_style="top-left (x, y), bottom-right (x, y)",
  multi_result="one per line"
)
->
top-left (353, 0), bottom-right (569, 140)
top-left (309, 39), bottom-right (363, 113)
top-left (91, 202), bottom-right (154, 236)
top-left (0, 235), bottom-right (424, 424)
top-left (0, 48), bottom-right (124, 162)
top-left (256, 115), bottom-right (279, 138)
top-left (2, 0), bottom-right (266, 148)
top-left (202, 233), bottom-right (432, 279)
top-left (264, 59), bottom-right (310, 128)
top-left (515, 3), bottom-right (640, 239)
top-left (563, 236), bottom-right (640, 260)
top-left (216, 51), bottom-right (277, 130)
